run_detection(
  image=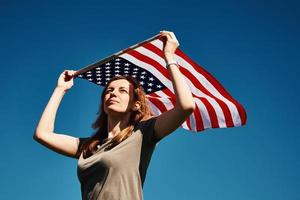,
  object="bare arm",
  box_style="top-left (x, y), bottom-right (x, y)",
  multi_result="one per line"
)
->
top-left (154, 31), bottom-right (195, 140)
top-left (33, 70), bottom-right (81, 159)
